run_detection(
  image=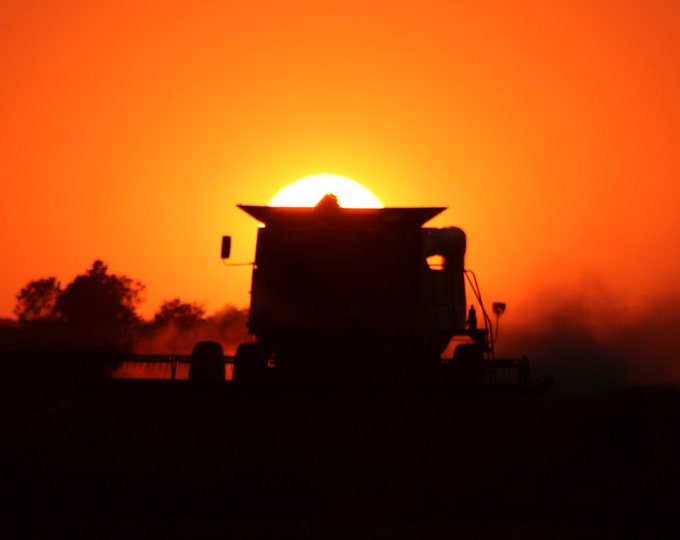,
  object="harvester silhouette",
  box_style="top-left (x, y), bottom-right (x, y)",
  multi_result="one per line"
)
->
top-left (218, 194), bottom-right (531, 388)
